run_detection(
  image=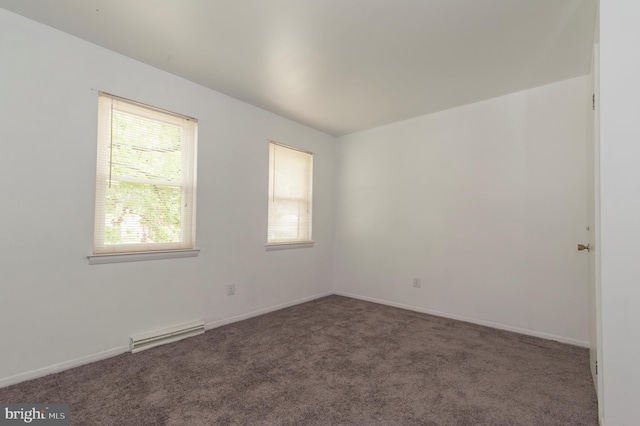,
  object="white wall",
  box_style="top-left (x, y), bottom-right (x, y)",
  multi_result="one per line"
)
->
top-left (599, 0), bottom-right (640, 424)
top-left (334, 76), bottom-right (591, 345)
top-left (0, 9), bottom-right (335, 386)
